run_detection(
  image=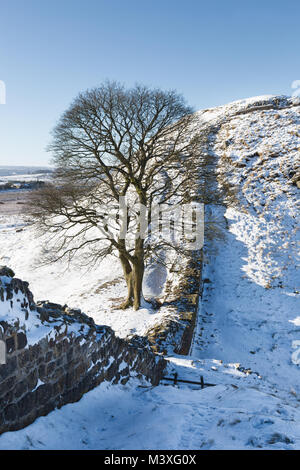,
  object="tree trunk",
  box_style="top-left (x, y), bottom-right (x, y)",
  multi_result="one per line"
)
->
top-left (119, 253), bottom-right (134, 309)
top-left (132, 257), bottom-right (144, 310)
top-left (132, 237), bottom-right (145, 310)
top-left (118, 252), bottom-right (144, 310)
top-left (117, 208), bottom-right (146, 310)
